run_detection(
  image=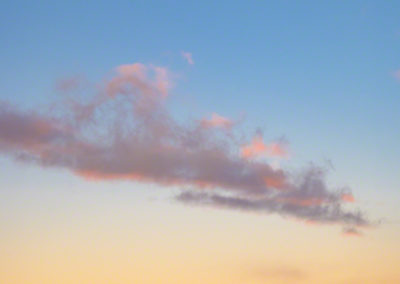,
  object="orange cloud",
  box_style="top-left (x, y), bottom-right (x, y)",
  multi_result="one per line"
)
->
top-left (76, 170), bottom-right (145, 182)
top-left (264, 176), bottom-right (286, 189)
top-left (341, 193), bottom-right (355, 203)
top-left (76, 169), bottom-right (219, 189)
